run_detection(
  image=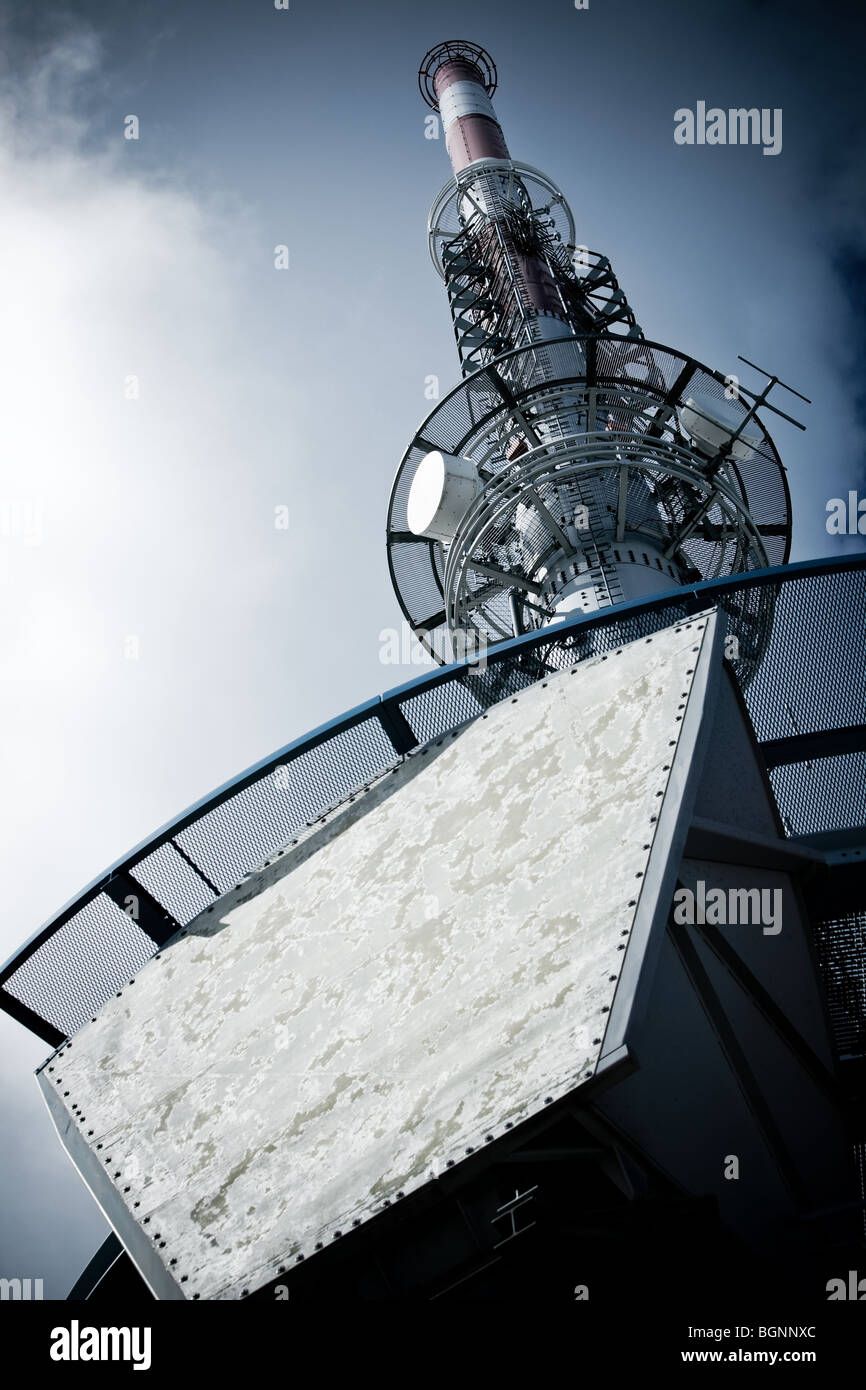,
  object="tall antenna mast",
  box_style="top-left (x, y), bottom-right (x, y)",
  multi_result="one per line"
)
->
top-left (388, 40), bottom-right (794, 677)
